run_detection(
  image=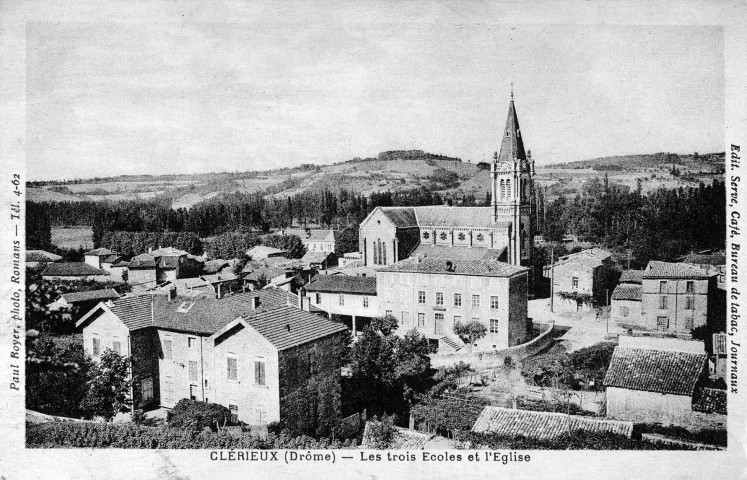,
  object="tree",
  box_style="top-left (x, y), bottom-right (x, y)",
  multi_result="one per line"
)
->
top-left (371, 314), bottom-right (399, 336)
top-left (80, 350), bottom-right (132, 421)
top-left (168, 399), bottom-right (233, 432)
top-left (453, 320), bottom-right (487, 351)
top-left (262, 234), bottom-right (306, 259)
top-left (336, 225), bottom-right (359, 255)
top-left (364, 415), bottom-right (397, 448)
